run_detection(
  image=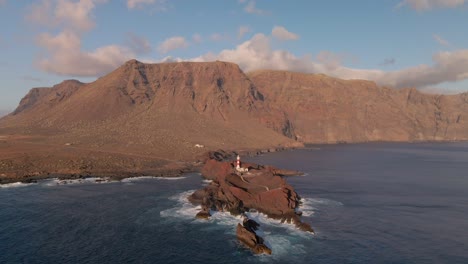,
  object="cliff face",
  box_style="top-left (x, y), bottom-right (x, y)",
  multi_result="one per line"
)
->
top-left (248, 70), bottom-right (468, 143)
top-left (1, 60), bottom-right (468, 180)
top-left (1, 61), bottom-right (467, 163)
top-left (0, 61), bottom-right (297, 161)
